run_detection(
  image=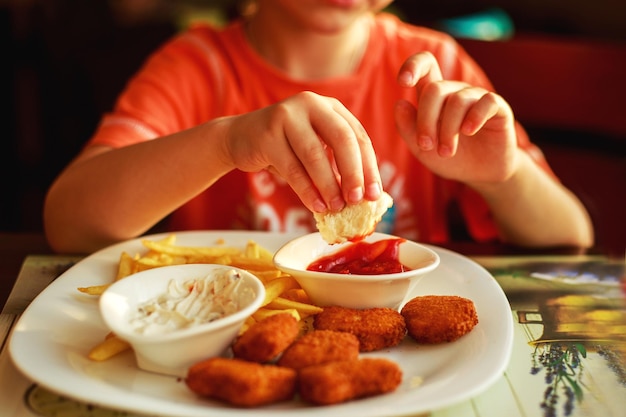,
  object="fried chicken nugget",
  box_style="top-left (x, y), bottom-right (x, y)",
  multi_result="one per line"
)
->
top-left (401, 295), bottom-right (478, 344)
top-left (232, 313), bottom-right (299, 362)
top-left (186, 357), bottom-right (297, 407)
top-left (277, 330), bottom-right (359, 369)
top-left (313, 306), bottom-right (406, 352)
top-left (299, 358), bottom-right (402, 405)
